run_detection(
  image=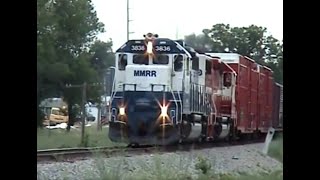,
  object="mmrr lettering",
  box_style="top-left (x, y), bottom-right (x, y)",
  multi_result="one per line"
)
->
top-left (134, 70), bottom-right (157, 77)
